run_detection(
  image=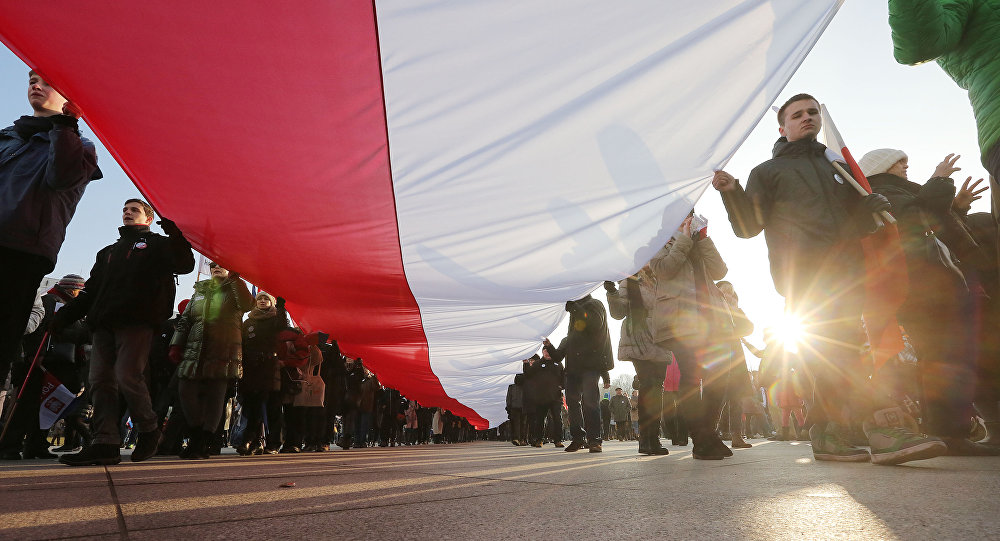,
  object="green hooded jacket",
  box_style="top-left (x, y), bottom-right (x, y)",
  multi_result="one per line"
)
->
top-left (888, 0), bottom-right (1000, 163)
